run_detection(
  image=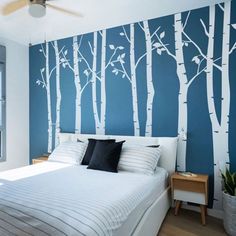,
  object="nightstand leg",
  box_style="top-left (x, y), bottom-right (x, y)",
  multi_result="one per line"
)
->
top-left (200, 205), bottom-right (206, 225)
top-left (175, 200), bottom-right (181, 216)
top-left (205, 206), bottom-right (208, 216)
